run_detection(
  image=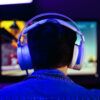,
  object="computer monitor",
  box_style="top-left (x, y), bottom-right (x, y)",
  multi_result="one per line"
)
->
top-left (0, 20), bottom-right (97, 76)
top-left (0, 20), bottom-right (31, 76)
top-left (68, 21), bottom-right (97, 75)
